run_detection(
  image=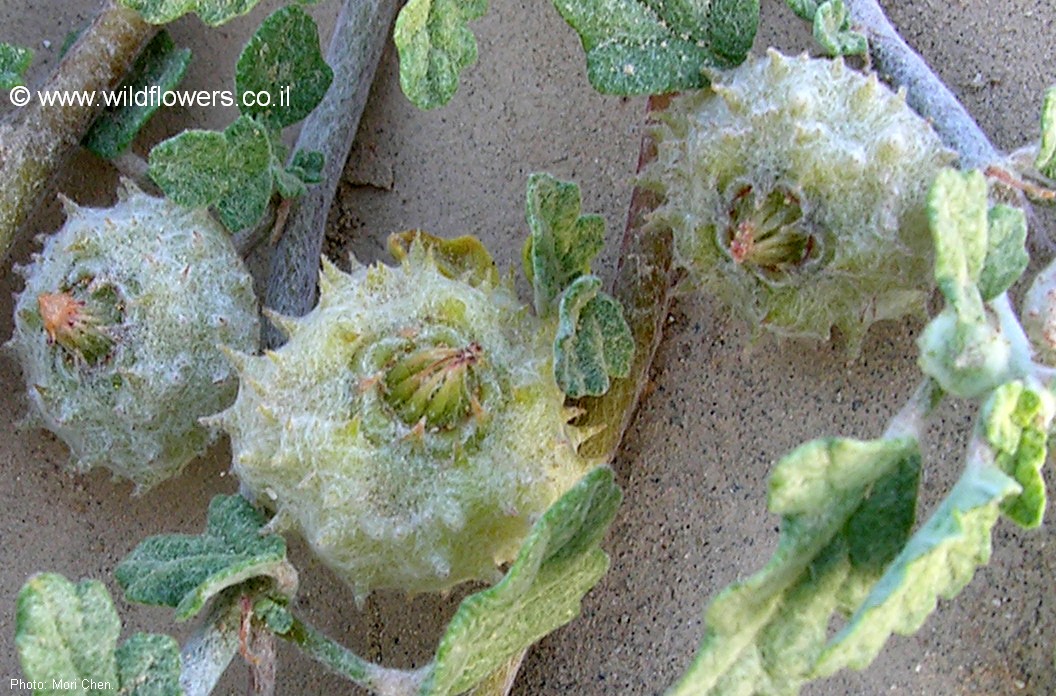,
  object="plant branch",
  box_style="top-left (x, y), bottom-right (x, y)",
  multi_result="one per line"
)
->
top-left (261, 0), bottom-right (400, 347)
top-left (279, 614), bottom-right (426, 696)
top-left (576, 95), bottom-right (677, 463)
top-left (0, 0), bottom-right (154, 262)
top-left (846, 0), bottom-right (1000, 169)
top-left (180, 592), bottom-right (244, 696)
